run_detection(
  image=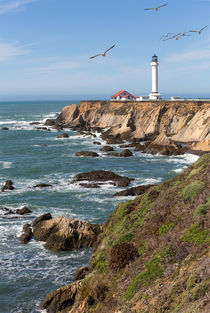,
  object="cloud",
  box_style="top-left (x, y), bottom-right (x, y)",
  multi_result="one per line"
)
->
top-left (0, 0), bottom-right (36, 14)
top-left (164, 47), bottom-right (210, 63)
top-left (26, 60), bottom-right (81, 73)
top-left (0, 41), bottom-right (30, 60)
